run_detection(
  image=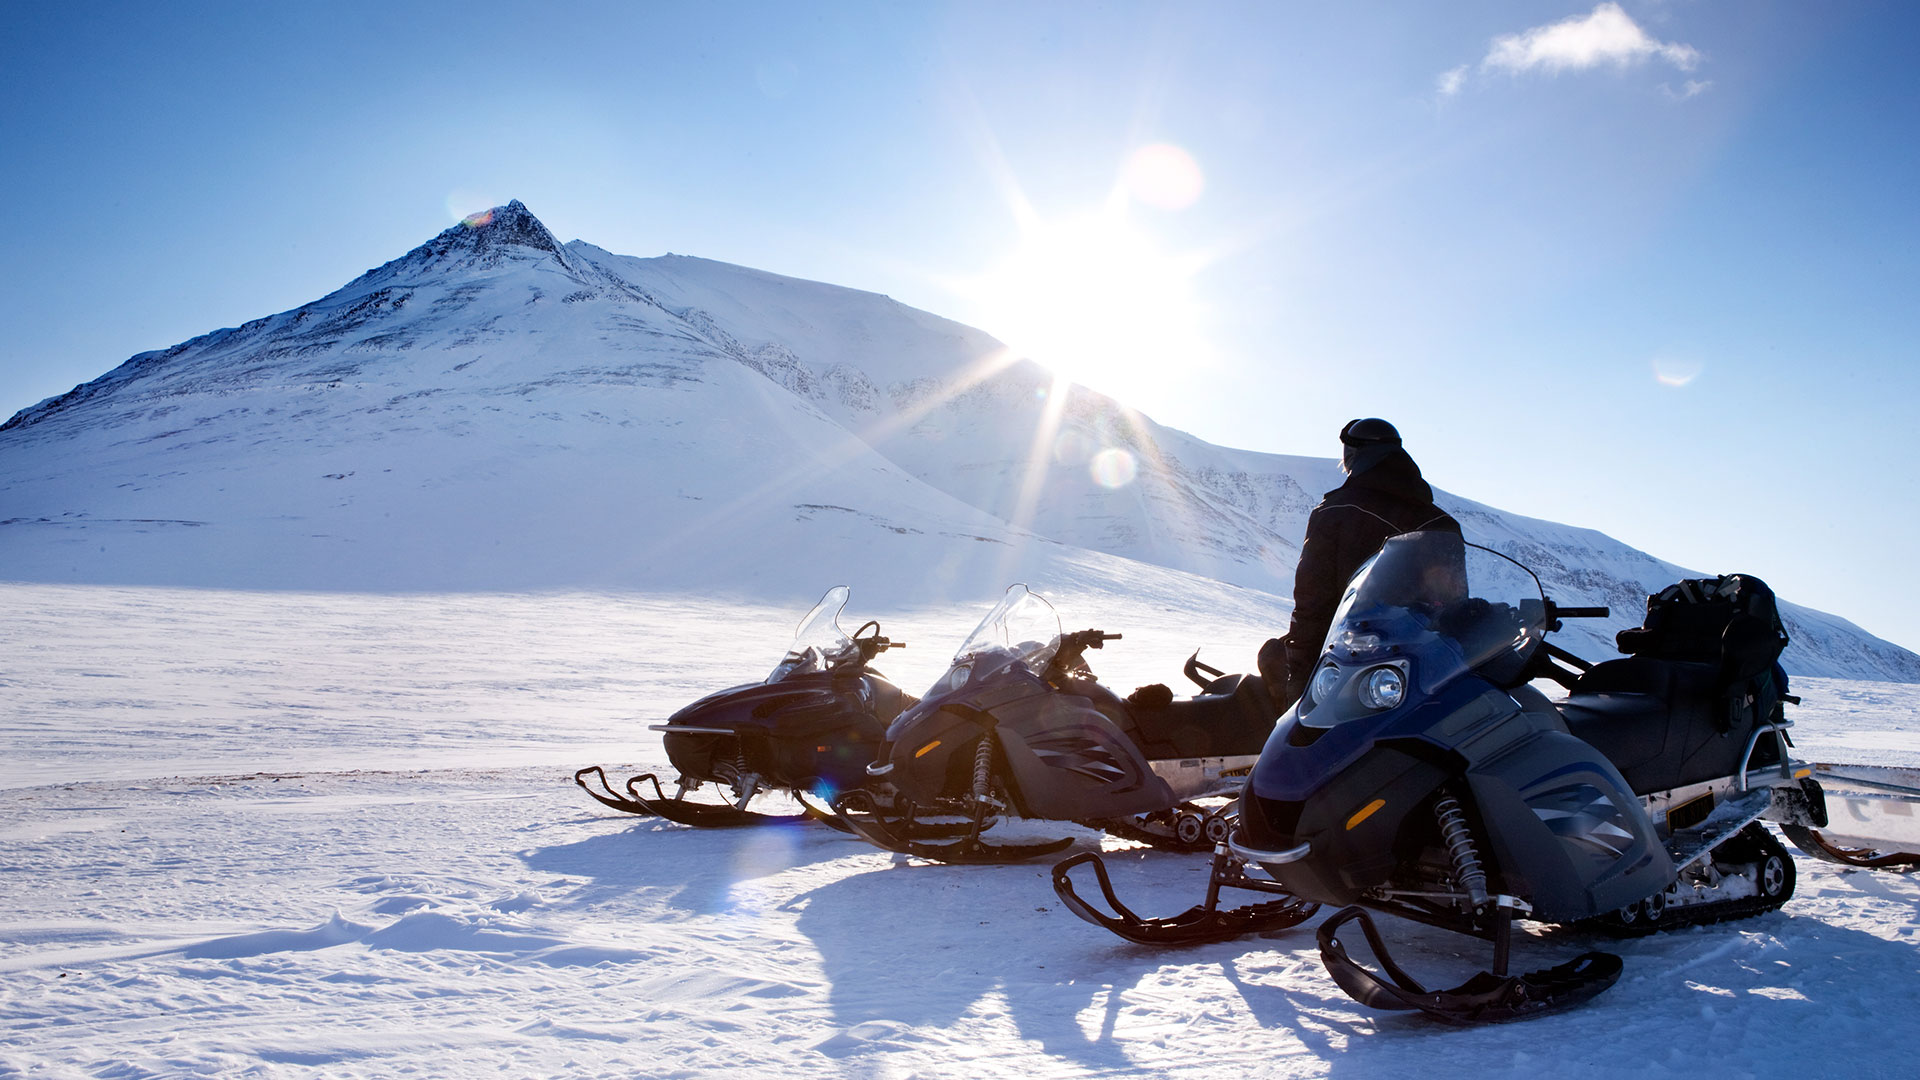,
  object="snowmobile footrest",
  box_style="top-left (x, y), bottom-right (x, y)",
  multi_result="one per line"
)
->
top-left (1317, 906), bottom-right (1622, 1024)
top-left (1050, 851), bottom-right (1319, 946)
